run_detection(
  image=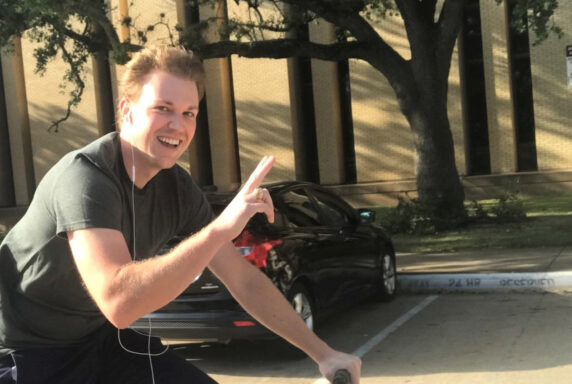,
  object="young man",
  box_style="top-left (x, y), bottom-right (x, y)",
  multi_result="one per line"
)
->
top-left (0, 46), bottom-right (361, 383)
